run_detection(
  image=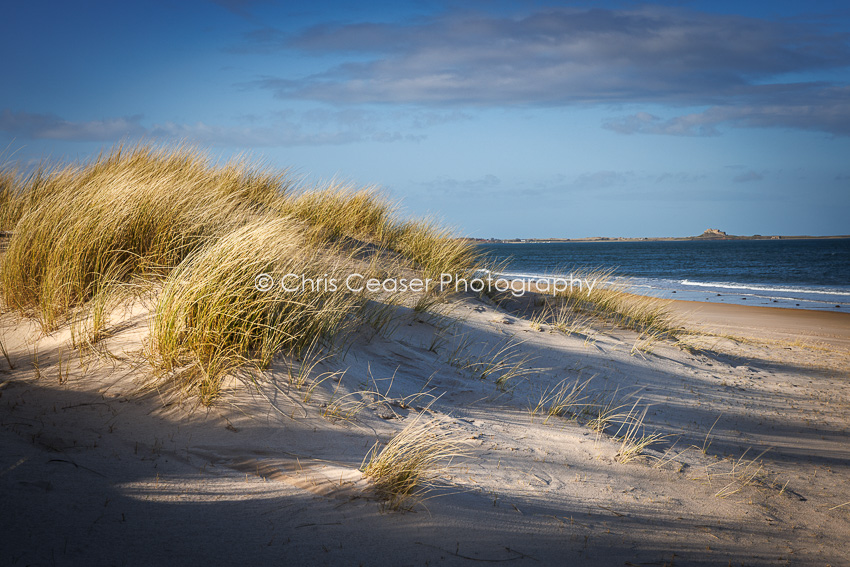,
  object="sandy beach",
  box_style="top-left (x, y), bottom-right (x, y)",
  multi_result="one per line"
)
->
top-left (2, 290), bottom-right (848, 566)
top-left (6, 0), bottom-right (850, 563)
top-left (669, 300), bottom-right (850, 350)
